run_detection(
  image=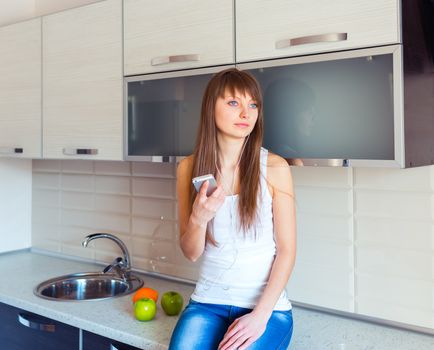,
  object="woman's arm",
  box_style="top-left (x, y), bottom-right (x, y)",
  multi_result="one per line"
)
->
top-left (219, 154), bottom-right (296, 350)
top-left (252, 154), bottom-right (296, 315)
top-left (177, 158), bottom-right (226, 262)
